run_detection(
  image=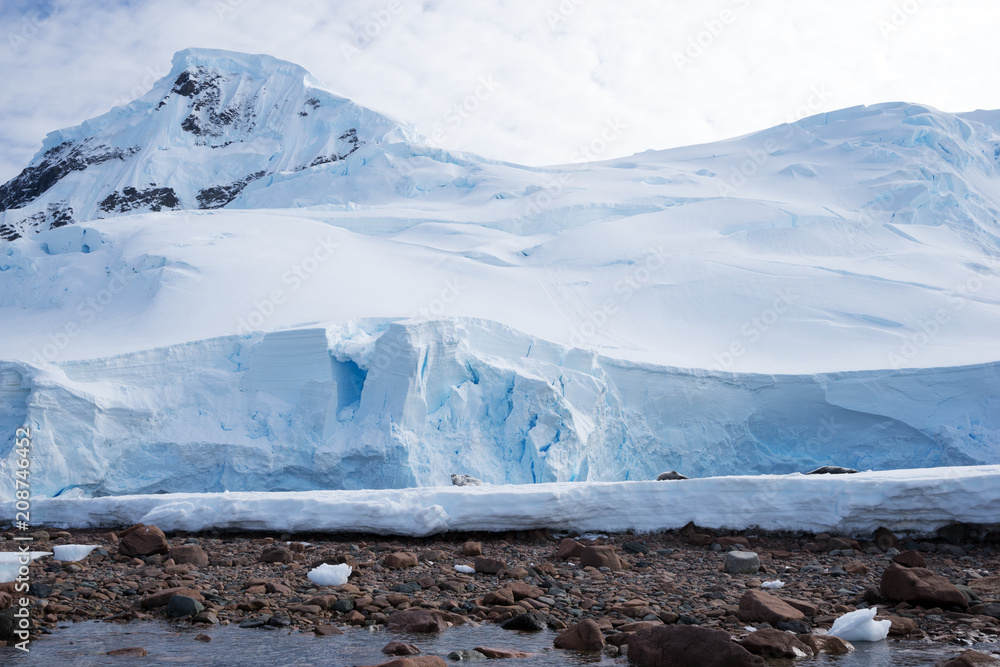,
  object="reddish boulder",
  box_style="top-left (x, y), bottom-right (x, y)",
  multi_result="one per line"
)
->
top-left (553, 619), bottom-right (605, 651)
top-left (579, 545), bottom-right (622, 570)
top-left (934, 650), bottom-right (1000, 666)
top-left (369, 659), bottom-right (448, 667)
top-left (118, 524), bottom-right (169, 557)
top-left (386, 609), bottom-right (449, 633)
top-left (881, 564), bottom-right (968, 609)
top-left (507, 581), bottom-right (544, 600)
top-left (473, 557), bottom-right (506, 574)
top-left (482, 589), bottom-right (515, 606)
top-left (739, 628), bottom-right (814, 658)
top-left (384, 552), bottom-right (418, 569)
top-left (382, 641), bottom-right (421, 656)
top-left (892, 550), bottom-right (928, 568)
top-left (460, 541), bottom-right (482, 556)
top-left (737, 590), bottom-right (806, 624)
top-left (797, 634), bottom-right (854, 655)
top-left (169, 545), bottom-right (209, 568)
top-left (883, 614), bottom-right (918, 636)
top-left (874, 527), bottom-right (899, 551)
top-left (556, 538), bottom-right (585, 559)
top-left (107, 647), bottom-right (148, 657)
top-left (0, 592), bottom-right (12, 610)
top-left (628, 625), bottom-right (764, 667)
top-left (259, 546), bottom-right (295, 564)
top-left (716, 536), bottom-right (750, 549)
top-left (139, 587), bottom-right (204, 609)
